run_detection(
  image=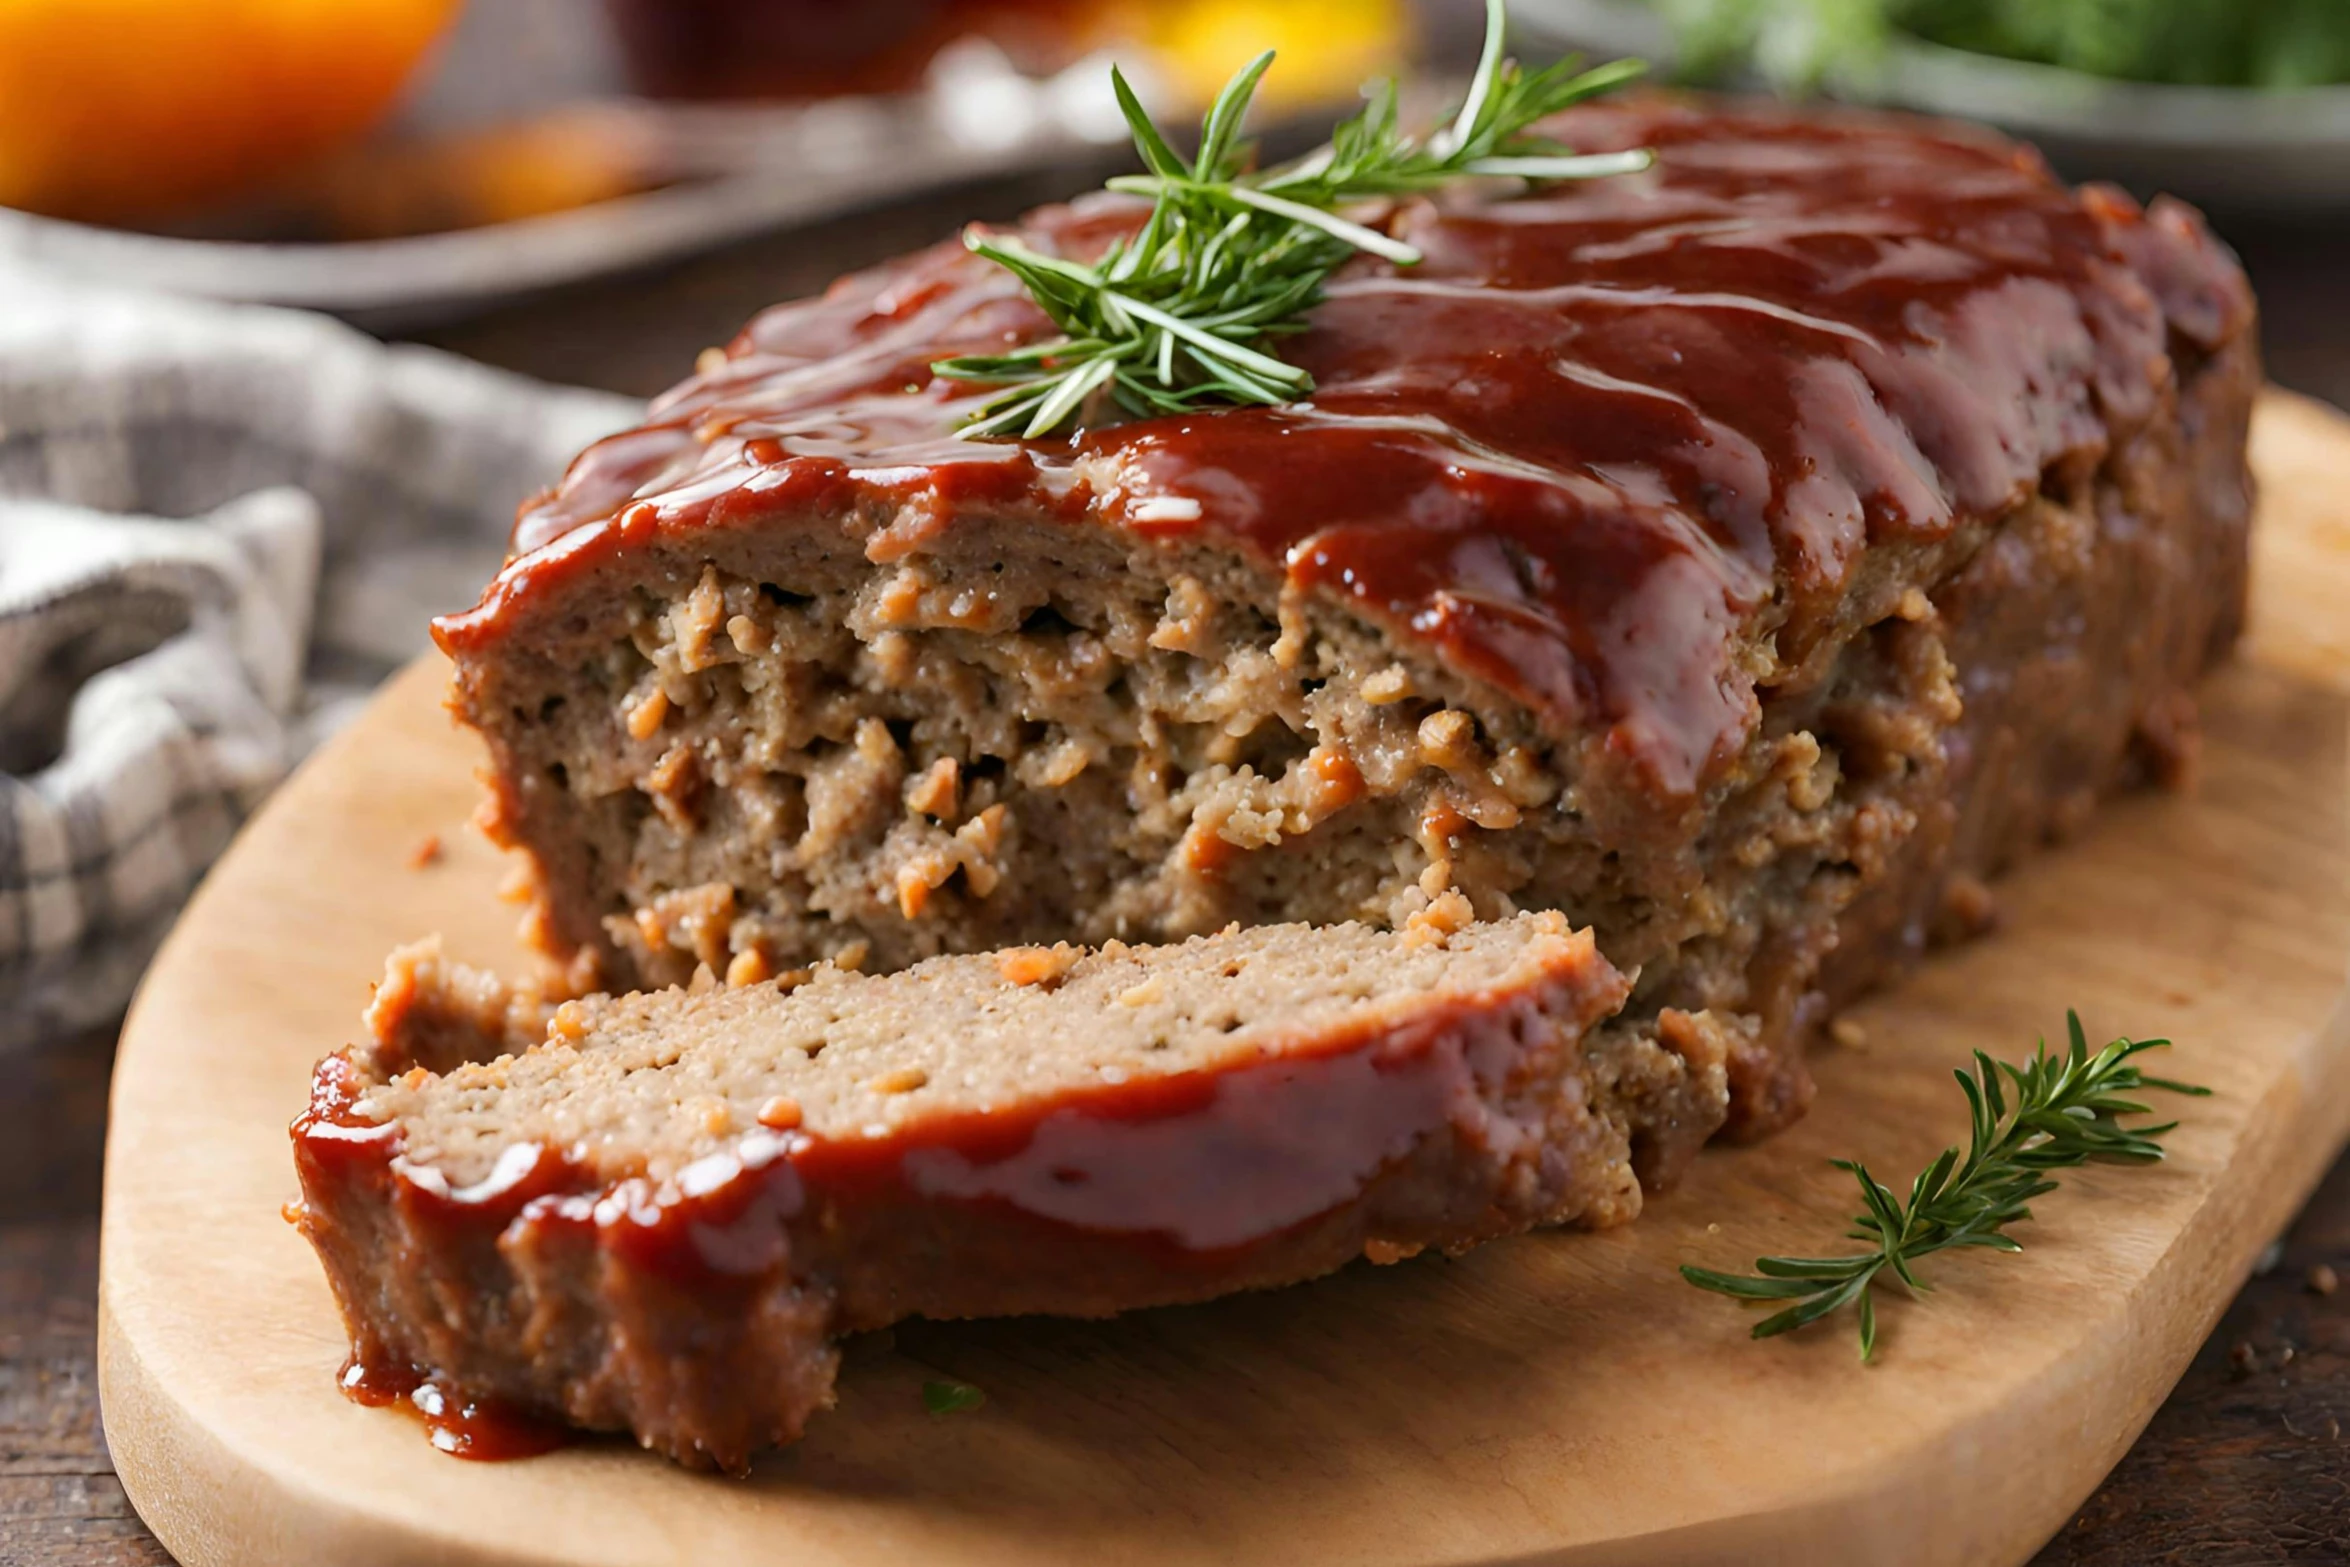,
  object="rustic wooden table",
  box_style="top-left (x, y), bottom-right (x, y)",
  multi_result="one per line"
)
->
top-left (3, 170), bottom-right (2346, 1566)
